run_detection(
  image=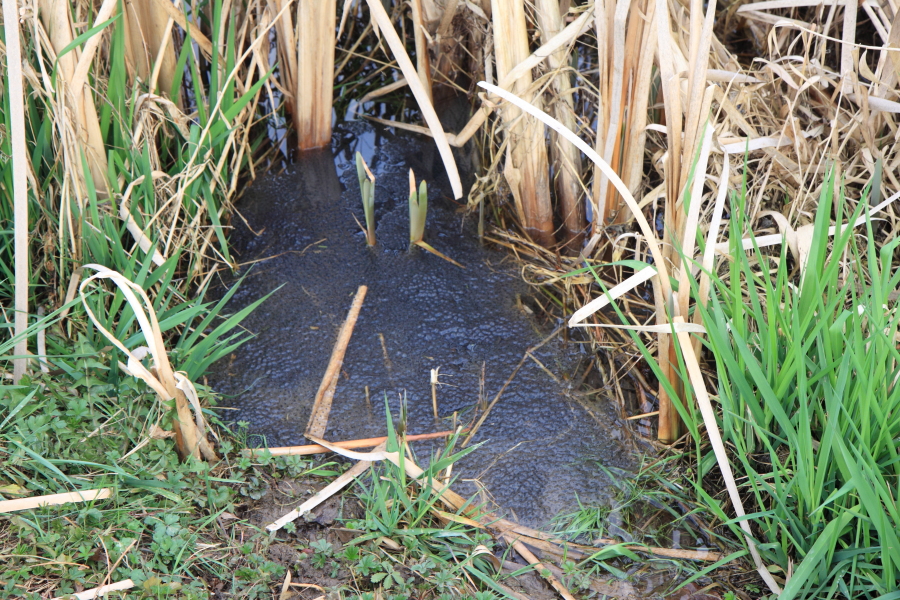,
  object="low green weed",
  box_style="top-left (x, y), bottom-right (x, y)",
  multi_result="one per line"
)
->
top-left (551, 461), bottom-right (739, 593)
top-left (336, 411), bottom-right (509, 599)
top-left (0, 365), bottom-right (285, 599)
